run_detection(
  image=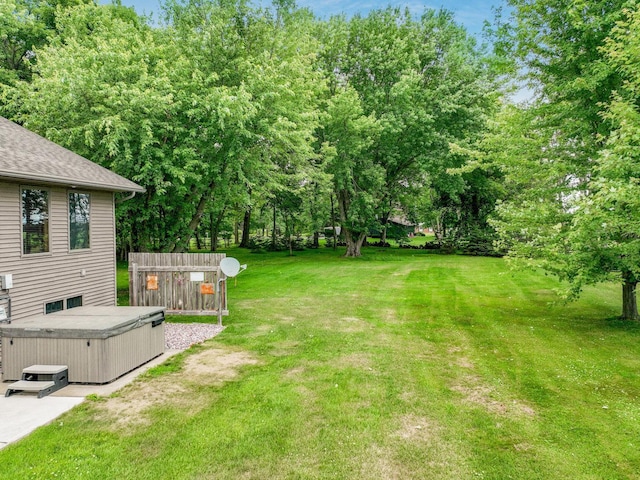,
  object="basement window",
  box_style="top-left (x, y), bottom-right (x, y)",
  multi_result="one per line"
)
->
top-left (66, 296), bottom-right (83, 309)
top-left (45, 300), bottom-right (63, 314)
